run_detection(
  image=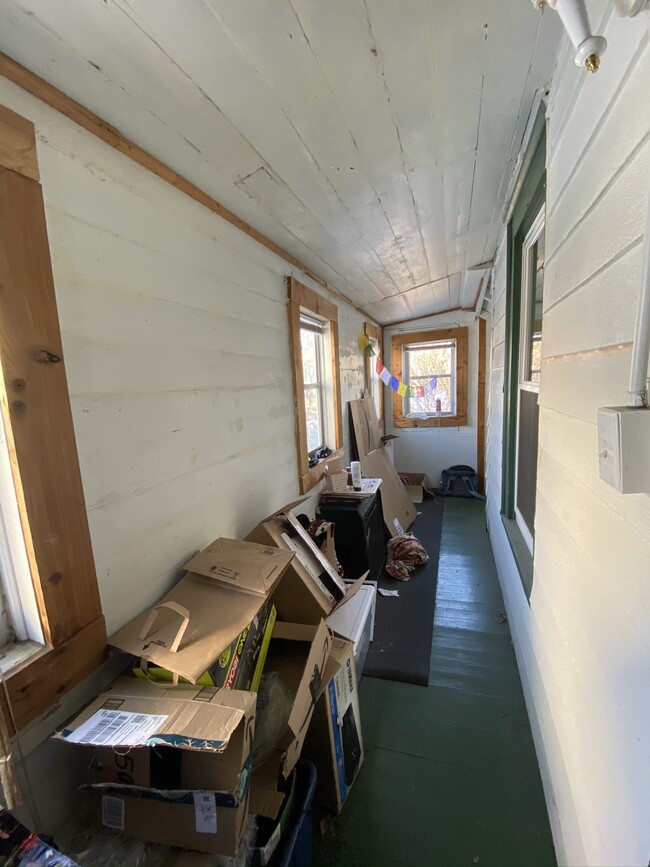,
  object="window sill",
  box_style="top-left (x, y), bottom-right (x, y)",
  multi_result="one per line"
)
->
top-left (501, 515), bottom-right (533, 600)
top-left (395, 413), bottom-right (468, 428)
top-left (0, 639), bottom-right (45, 676)
top-left (0, 616), bottom-right (106, 733)
top-left (299, 448), bottom-right (344, 494)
